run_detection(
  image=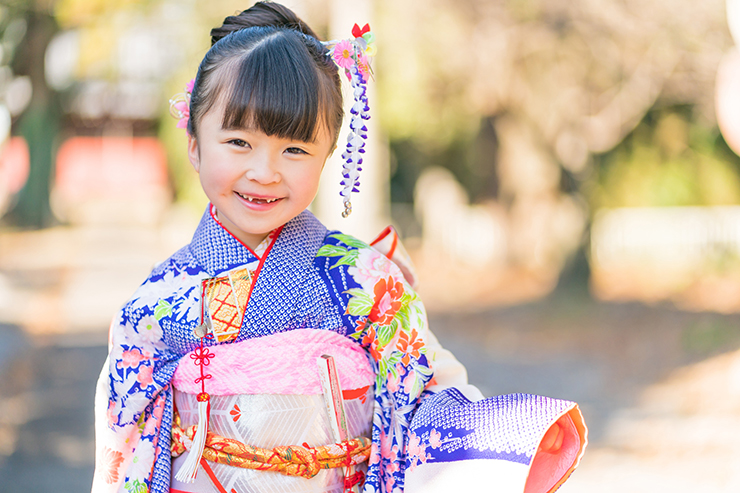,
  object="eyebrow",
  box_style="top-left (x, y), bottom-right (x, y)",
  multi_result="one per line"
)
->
top-left (217, 123), bottom-right (323, 145)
